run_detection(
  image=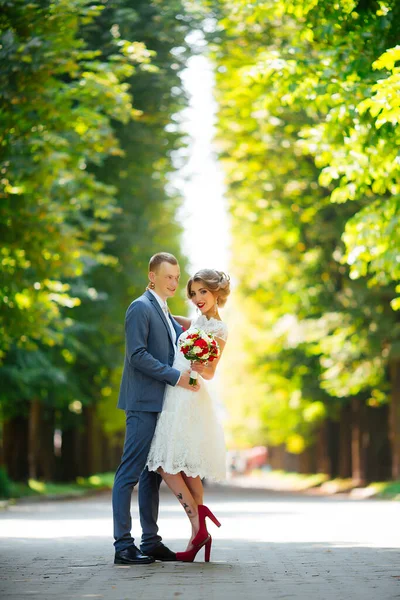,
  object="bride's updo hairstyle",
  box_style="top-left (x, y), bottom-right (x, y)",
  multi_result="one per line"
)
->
top-left (187, 269), bottom-right (231, 307)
